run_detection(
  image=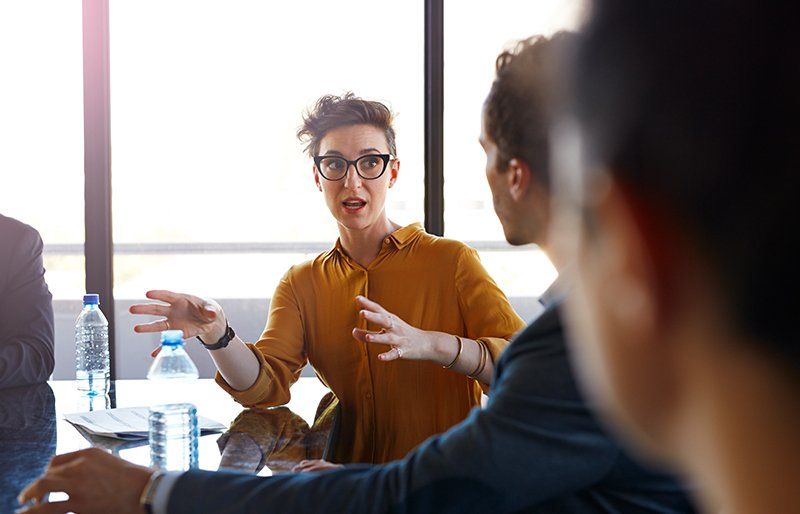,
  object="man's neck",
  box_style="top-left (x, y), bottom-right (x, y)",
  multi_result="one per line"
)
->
top-left (338, 214), bottom-right (399, 268)
top-left (533, 243), bottom-right (569, 307)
